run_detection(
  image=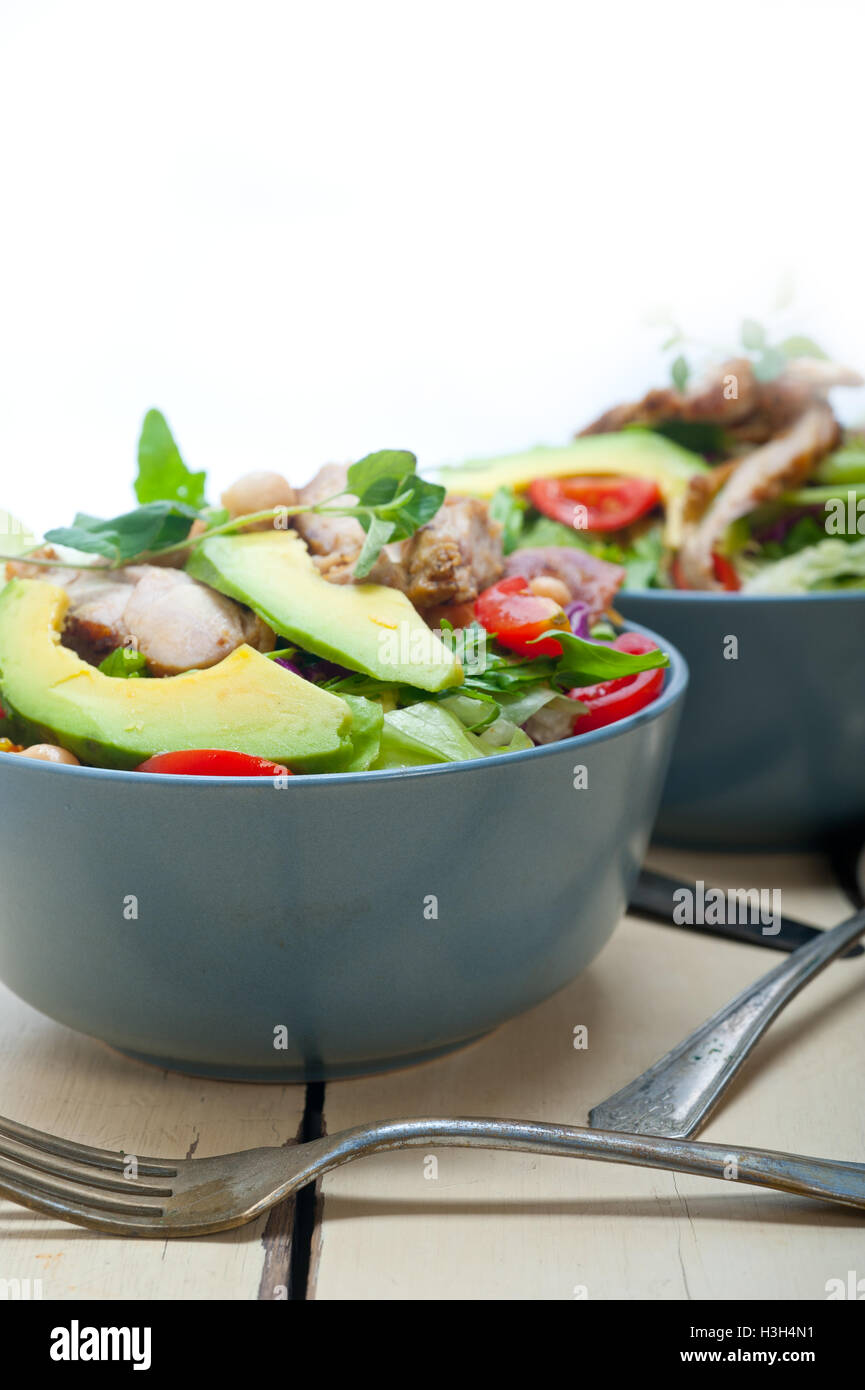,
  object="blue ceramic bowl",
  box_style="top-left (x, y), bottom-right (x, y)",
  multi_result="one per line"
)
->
top-left (0, 623), bottom-right (686, 1082)
top-left (617, 591), bottom-right (865, 851)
